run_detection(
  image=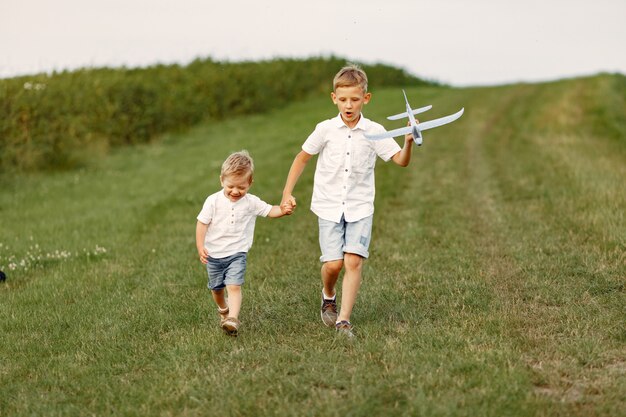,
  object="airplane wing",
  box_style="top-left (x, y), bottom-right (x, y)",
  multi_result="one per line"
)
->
top-left (364, 126), bottom-right (413, 140)
top-left (365, 108), bottom-right (465, 141)
top-left (416, 108), bottom-right (464, 131)
top-left (387, 105), bottom-right (432, 120)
